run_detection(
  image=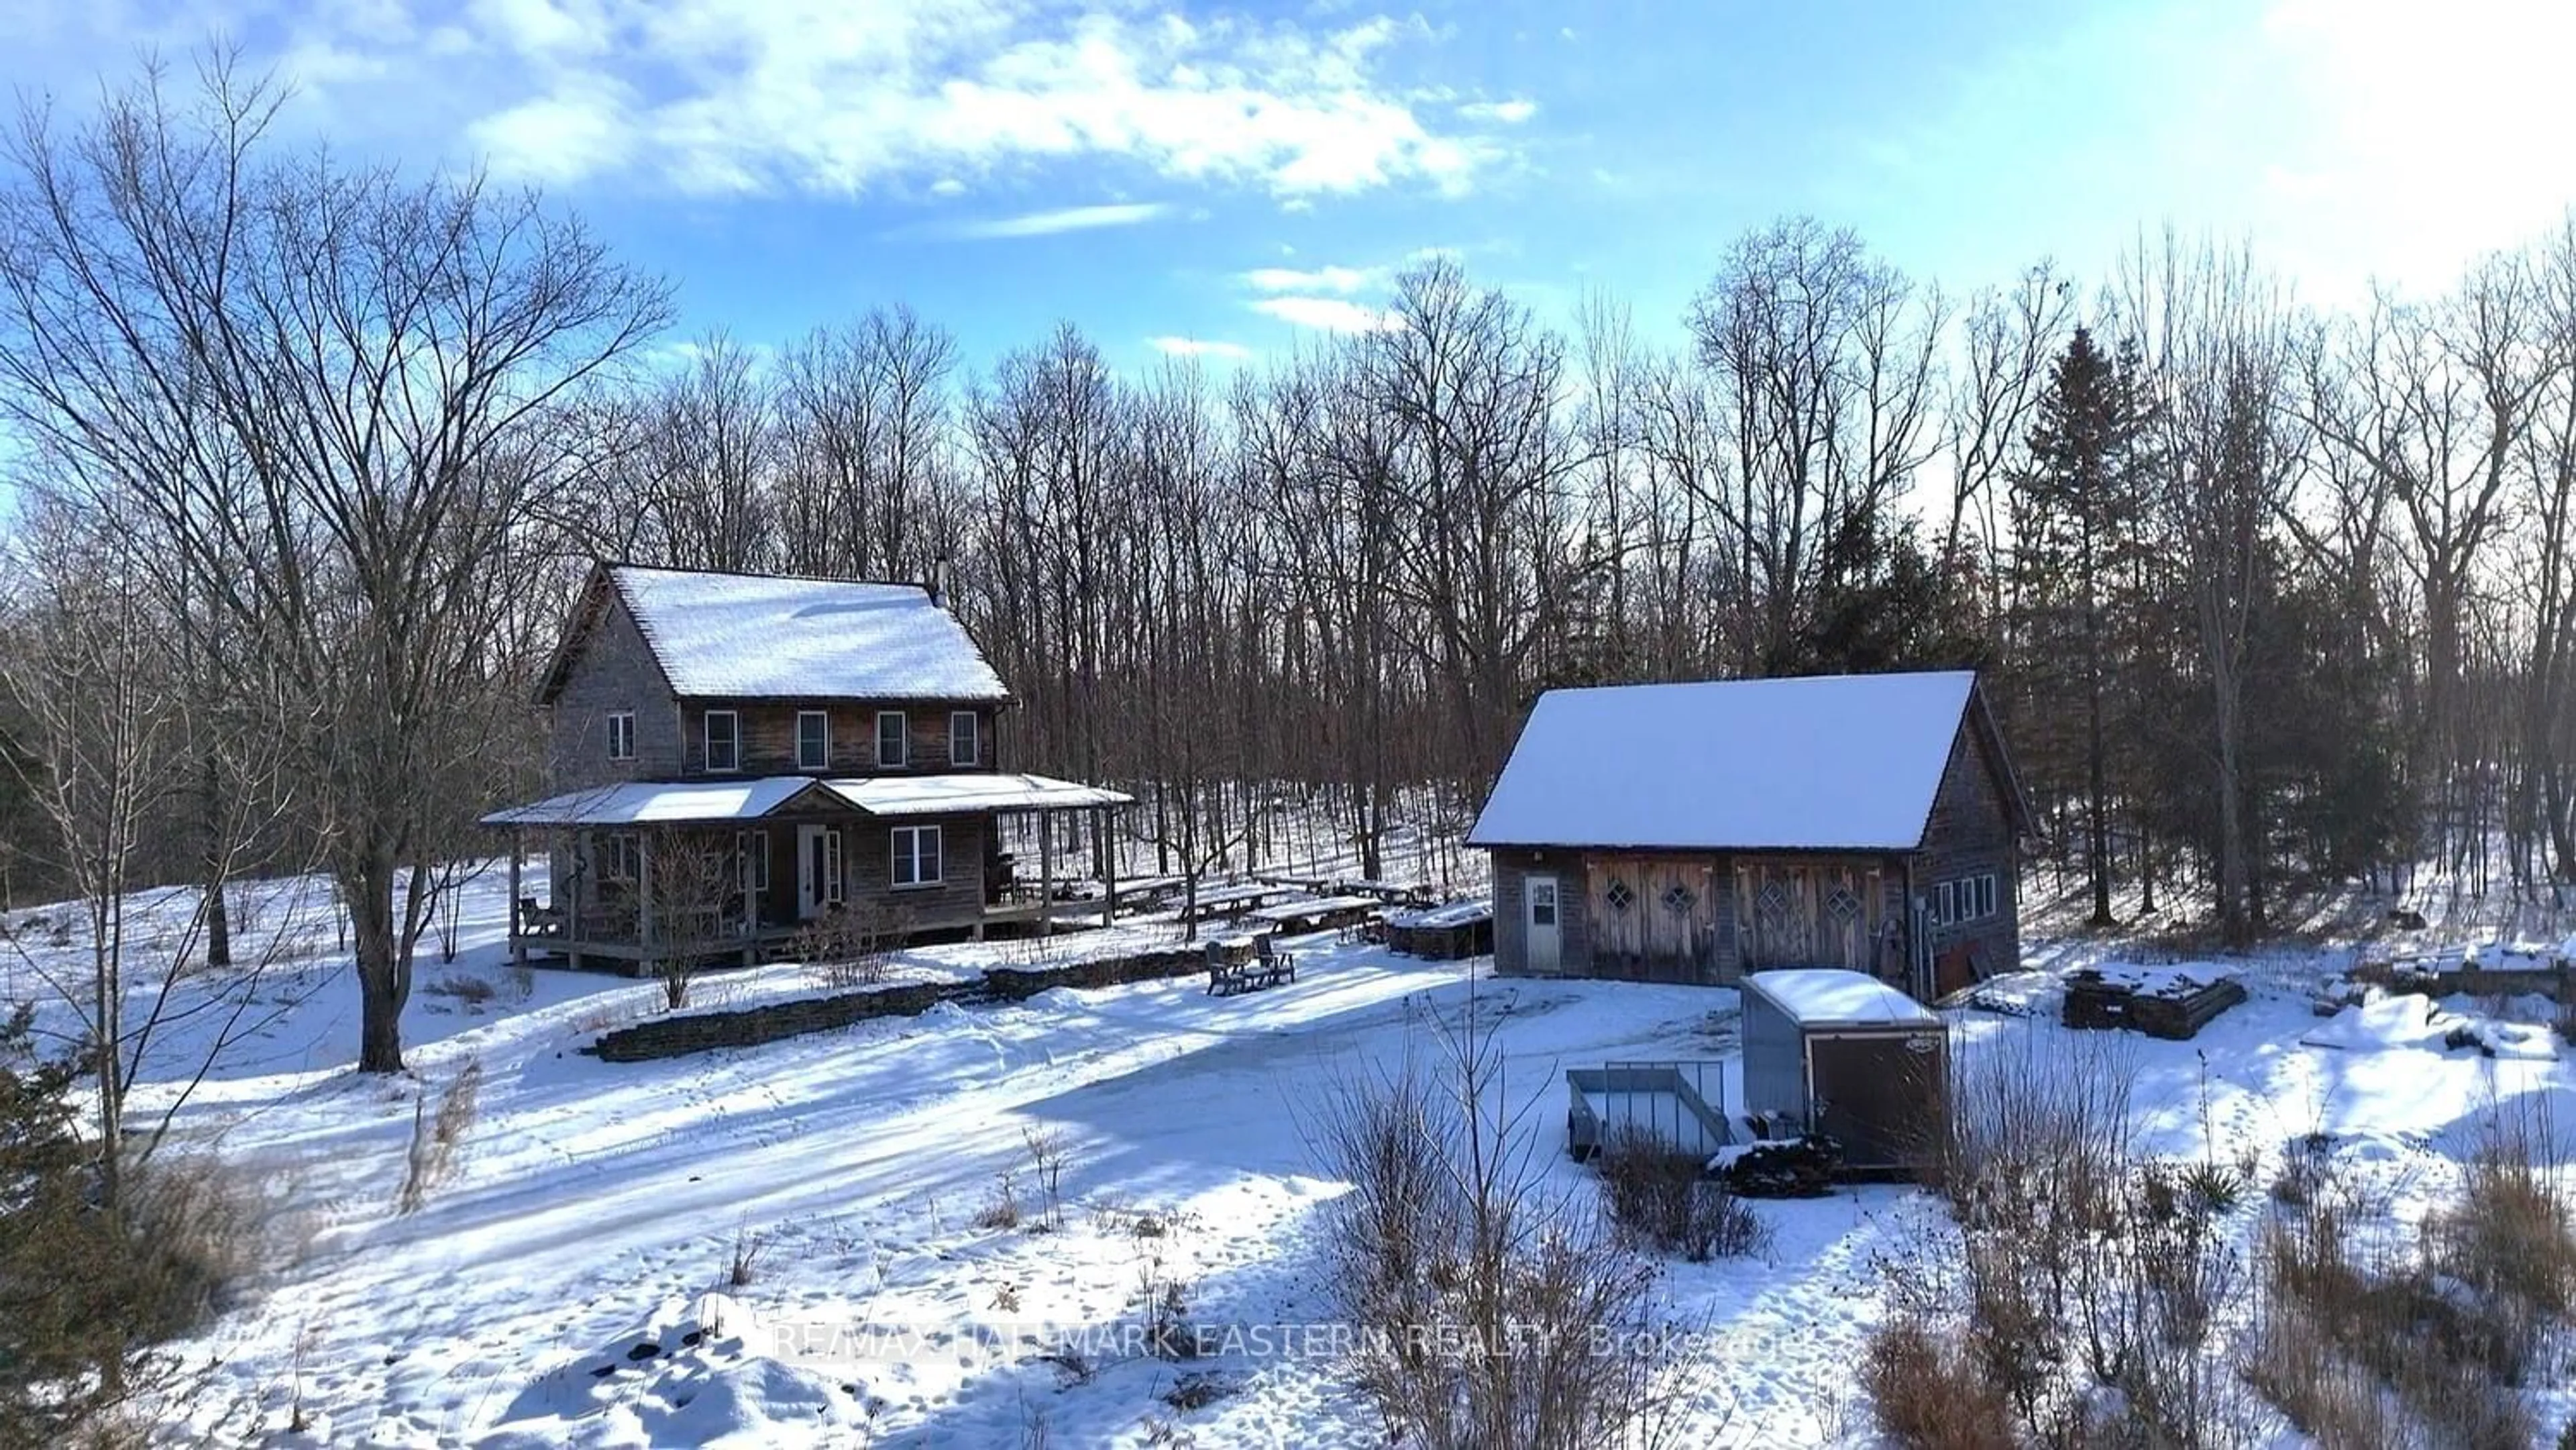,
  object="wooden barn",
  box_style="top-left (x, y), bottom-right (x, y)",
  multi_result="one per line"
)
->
top-left (1468, 671), bottom-right (2034, 997)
